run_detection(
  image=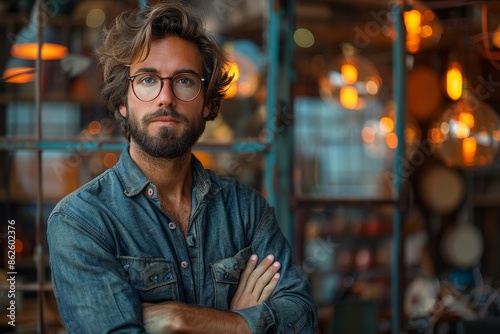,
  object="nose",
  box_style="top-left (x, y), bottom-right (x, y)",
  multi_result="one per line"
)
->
top-left (156, 79), bottom-right (176, 107)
